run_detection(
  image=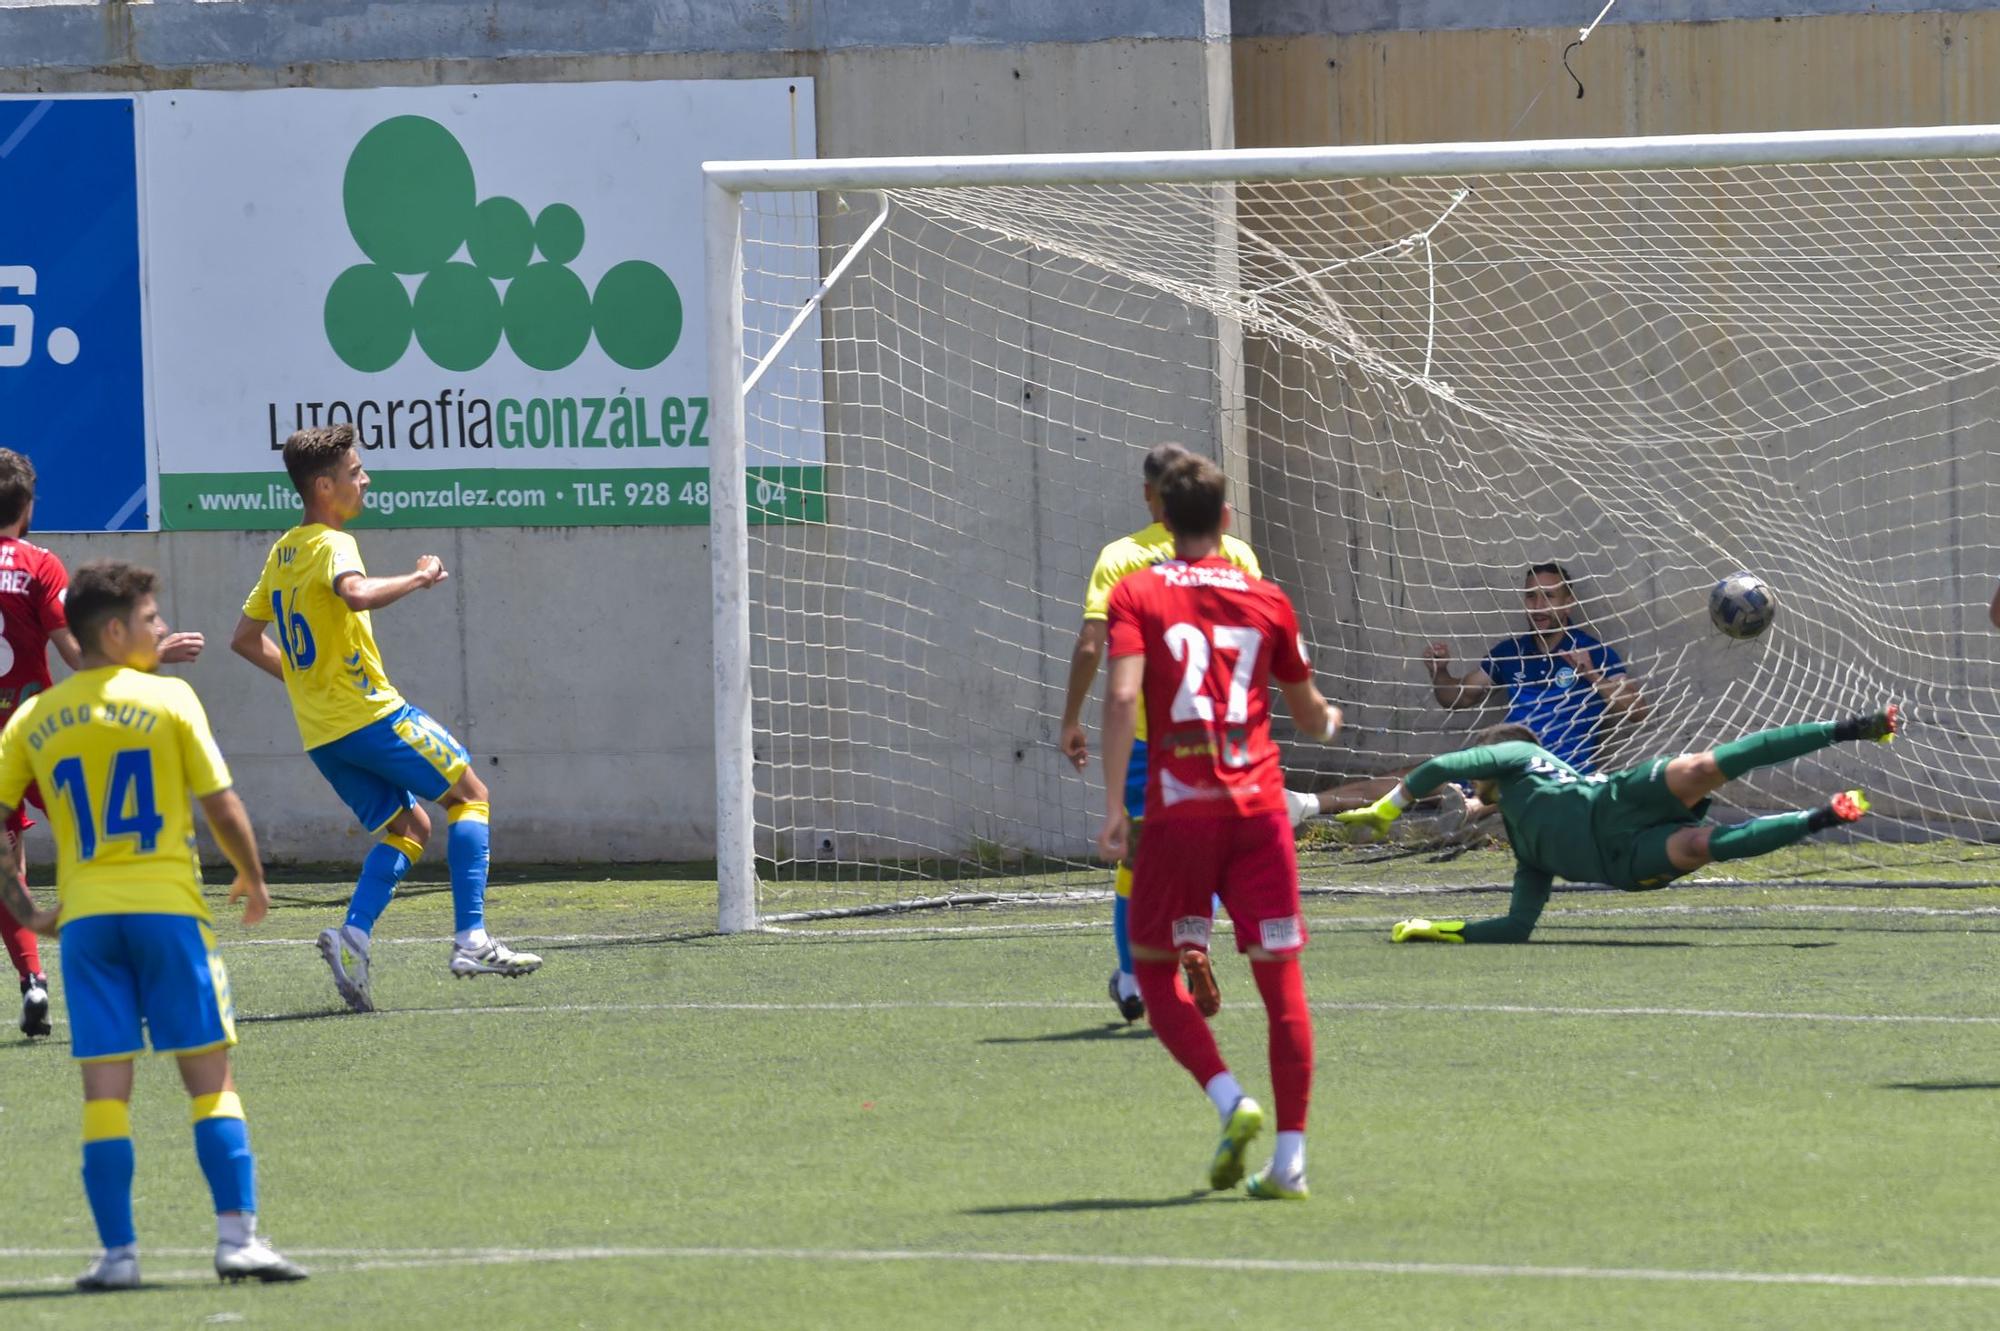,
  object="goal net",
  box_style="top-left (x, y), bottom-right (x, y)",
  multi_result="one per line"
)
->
top-left (709, 131), bottom-right (2000, 930)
